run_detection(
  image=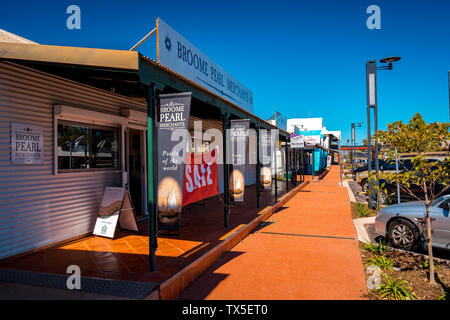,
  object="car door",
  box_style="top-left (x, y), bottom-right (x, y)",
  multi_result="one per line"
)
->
top-left (430, 199), bottom-right (450, 249)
